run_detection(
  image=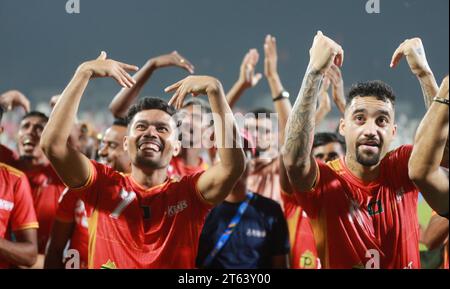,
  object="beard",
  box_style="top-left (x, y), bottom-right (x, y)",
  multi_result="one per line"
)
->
top-left (355, 146), bottom-right (381, 167)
